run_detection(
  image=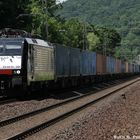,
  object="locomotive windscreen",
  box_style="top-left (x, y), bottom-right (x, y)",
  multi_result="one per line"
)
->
top-left (0, 41), bottom-right (22, 55)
